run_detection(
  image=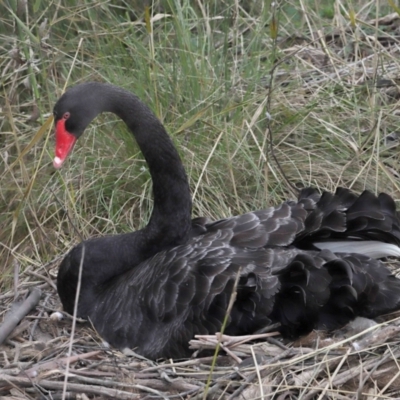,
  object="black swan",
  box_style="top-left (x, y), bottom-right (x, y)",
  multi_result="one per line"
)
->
top-left (53, 82), bottom-right (400, 359)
